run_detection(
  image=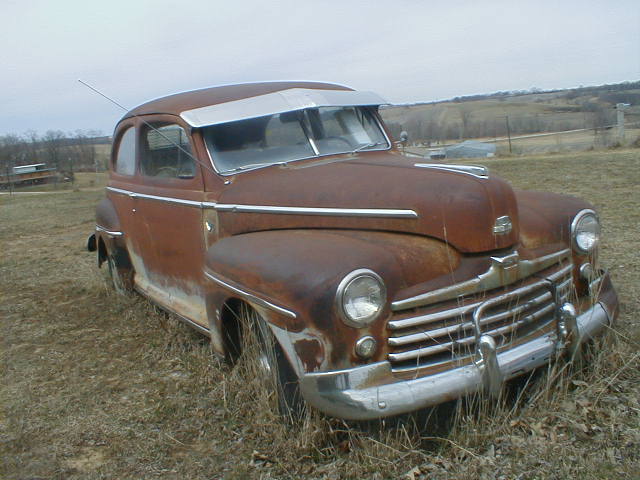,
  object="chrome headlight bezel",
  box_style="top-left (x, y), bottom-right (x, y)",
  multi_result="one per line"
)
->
top-left (571, 209), bottom-right (600, 255)
top-left (336, 269), bottom-right (387, 328)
